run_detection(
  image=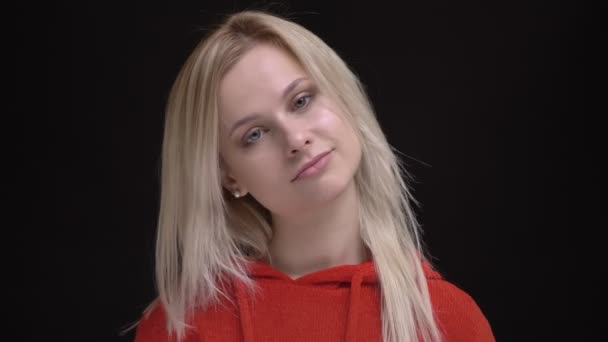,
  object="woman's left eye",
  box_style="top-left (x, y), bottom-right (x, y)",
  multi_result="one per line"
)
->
top-left (293, 94), bottom-right (312, 110)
